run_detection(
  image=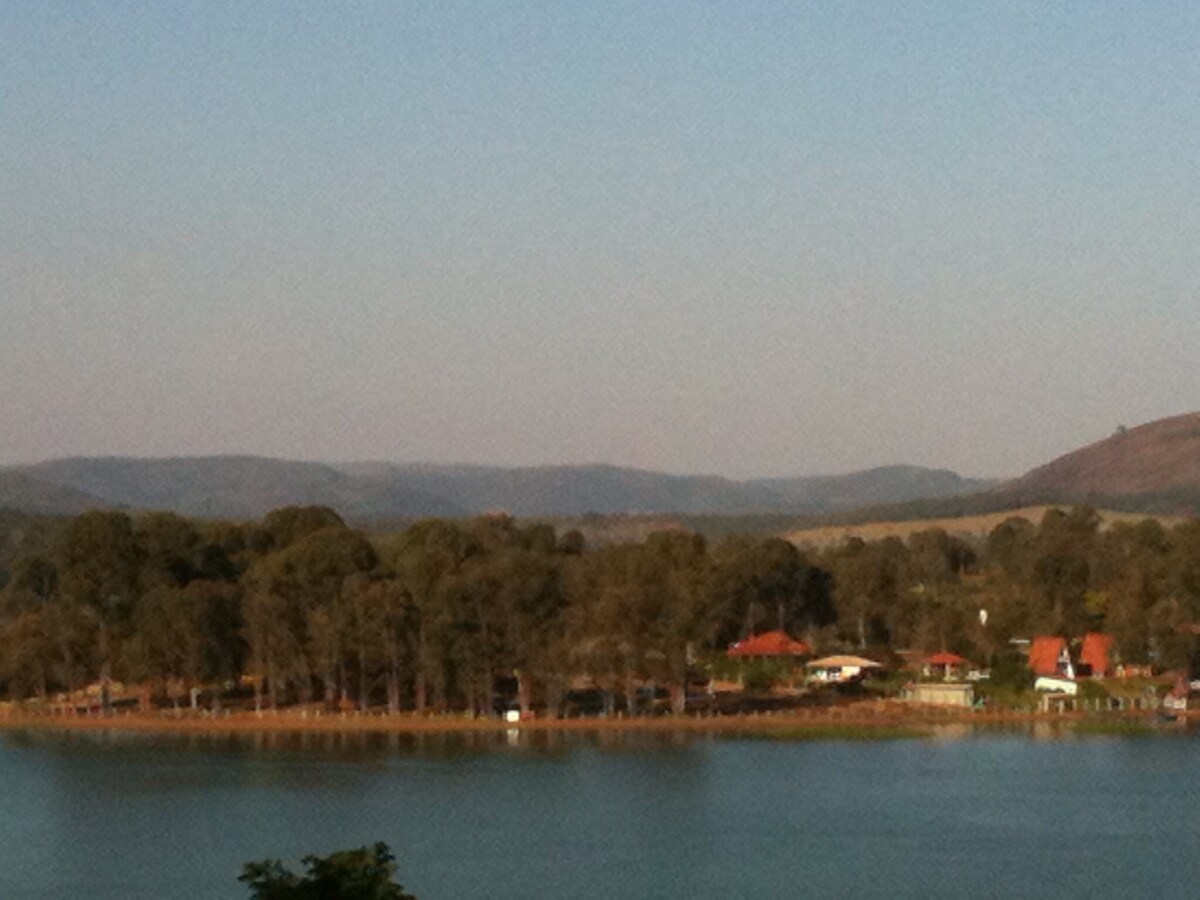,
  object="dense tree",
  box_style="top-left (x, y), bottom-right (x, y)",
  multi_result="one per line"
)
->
top-left (240, 842), bottom-right (415, 900)
top-left (1, 504), bottom-right (1198, 712)
top-left (54, 512), bottom-right (142, 706)
top-left (710, 536), bottom-right (833, 647)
